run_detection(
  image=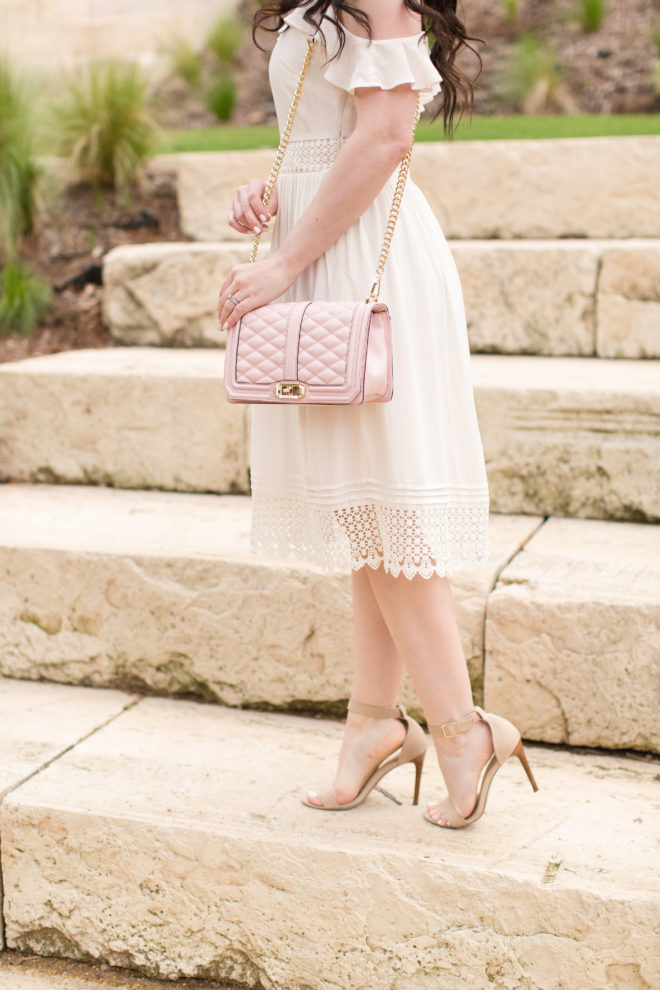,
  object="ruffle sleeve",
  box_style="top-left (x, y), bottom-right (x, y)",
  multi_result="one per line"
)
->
top-left (282, 8), bottom-right (442, 108)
